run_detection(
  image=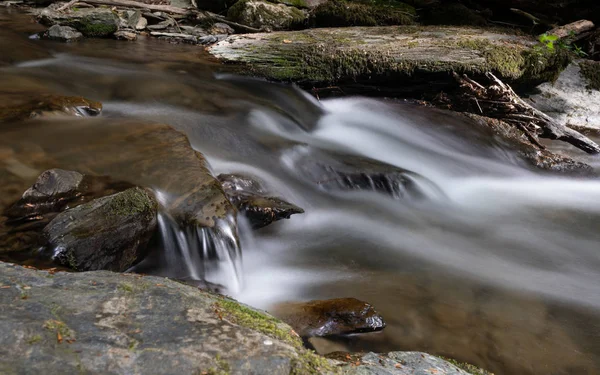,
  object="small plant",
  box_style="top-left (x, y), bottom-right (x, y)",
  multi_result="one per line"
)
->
top-left (539, 33), bottom-right (558, 51)
top-left (538, 33), bottom-right (587, 57)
